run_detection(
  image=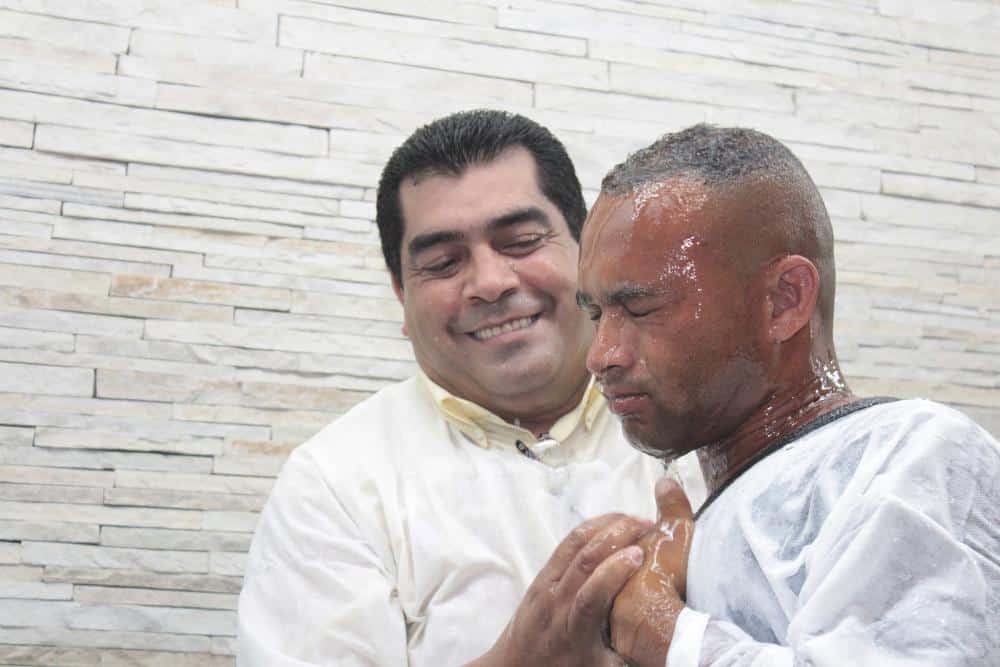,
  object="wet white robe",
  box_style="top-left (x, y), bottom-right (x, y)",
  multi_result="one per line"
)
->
top-left (668, 399), bottom-right (1000, 667)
